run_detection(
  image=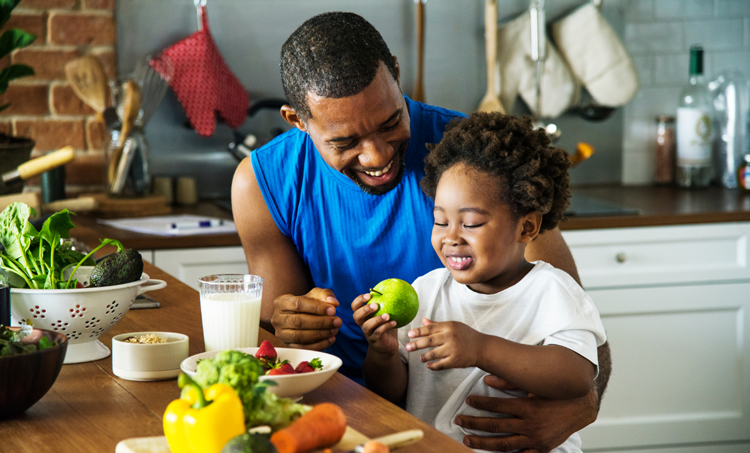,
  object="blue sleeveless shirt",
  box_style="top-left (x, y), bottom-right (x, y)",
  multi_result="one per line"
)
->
top-left (251, 97), bottom-right (465, 382)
